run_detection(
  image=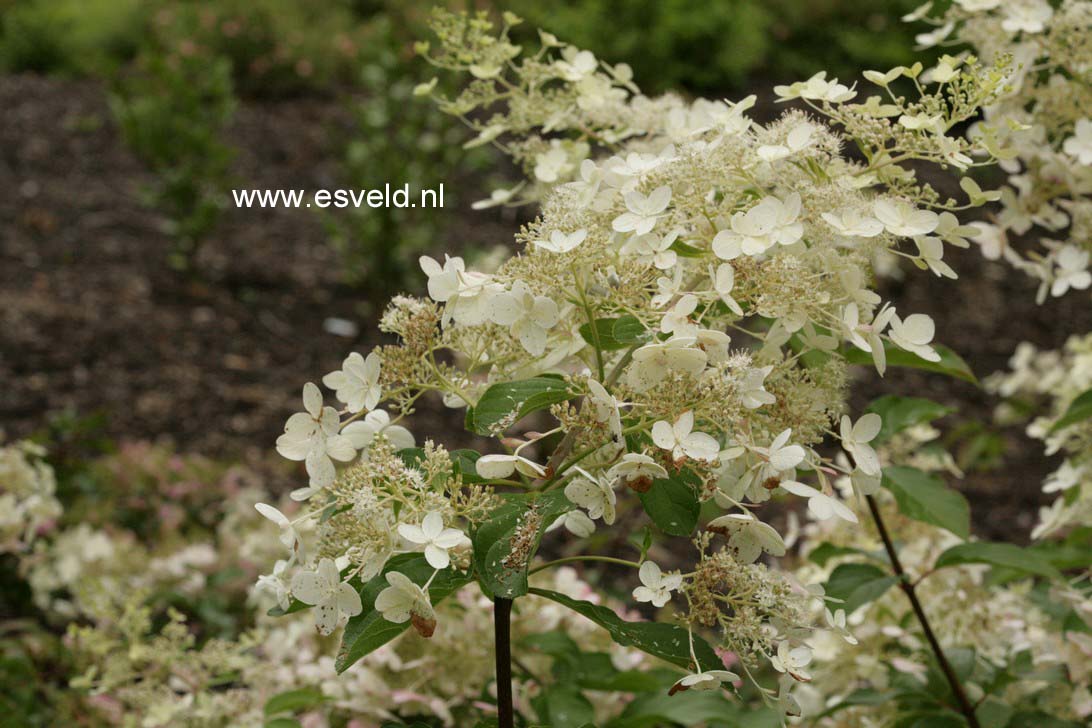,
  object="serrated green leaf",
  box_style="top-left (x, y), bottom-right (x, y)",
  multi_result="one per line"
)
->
top-left (844, 342), bottom-right (977, 384)
top-left (882, 466), bottom-right (970, 539)
top-left (473, 491), bottom-right (572, 599)
top-left (528, 588), bottom-right (721, 671)
top-left (638, 470), bottom-right (700, 537)
top-left (578, 315), bottom-right (647, 351)
top-left (465, 376), bottom-right (571, 435)
top-left (865, 396), bottom-right (953, 444)
top-left (1049, 388), bottom-right (1092, 433)
top-left (824, 562), bottom-right (899, 614)
top-left (335, 554), bottom-right (470, 673)
top-left (934, 542), bottom-right (1062, 581)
